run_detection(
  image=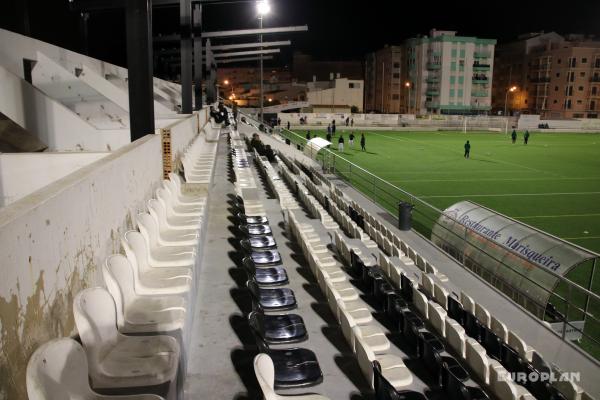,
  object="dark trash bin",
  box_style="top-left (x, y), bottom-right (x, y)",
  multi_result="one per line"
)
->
top-left (398, 202), bottom-right (414, 231)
